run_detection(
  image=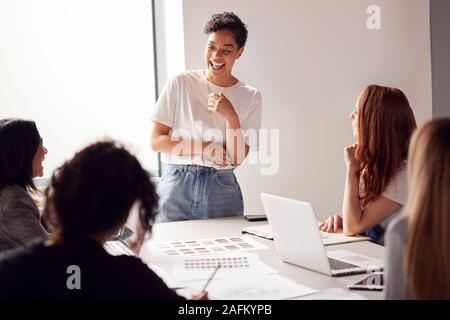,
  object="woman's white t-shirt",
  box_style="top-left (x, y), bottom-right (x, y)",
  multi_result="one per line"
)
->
top-left (151, 70), bottom-right (262, 169)
top-left (379, 162), bottom-right (408, 229)
top-left (360, 161), bottom-right (408, 229)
